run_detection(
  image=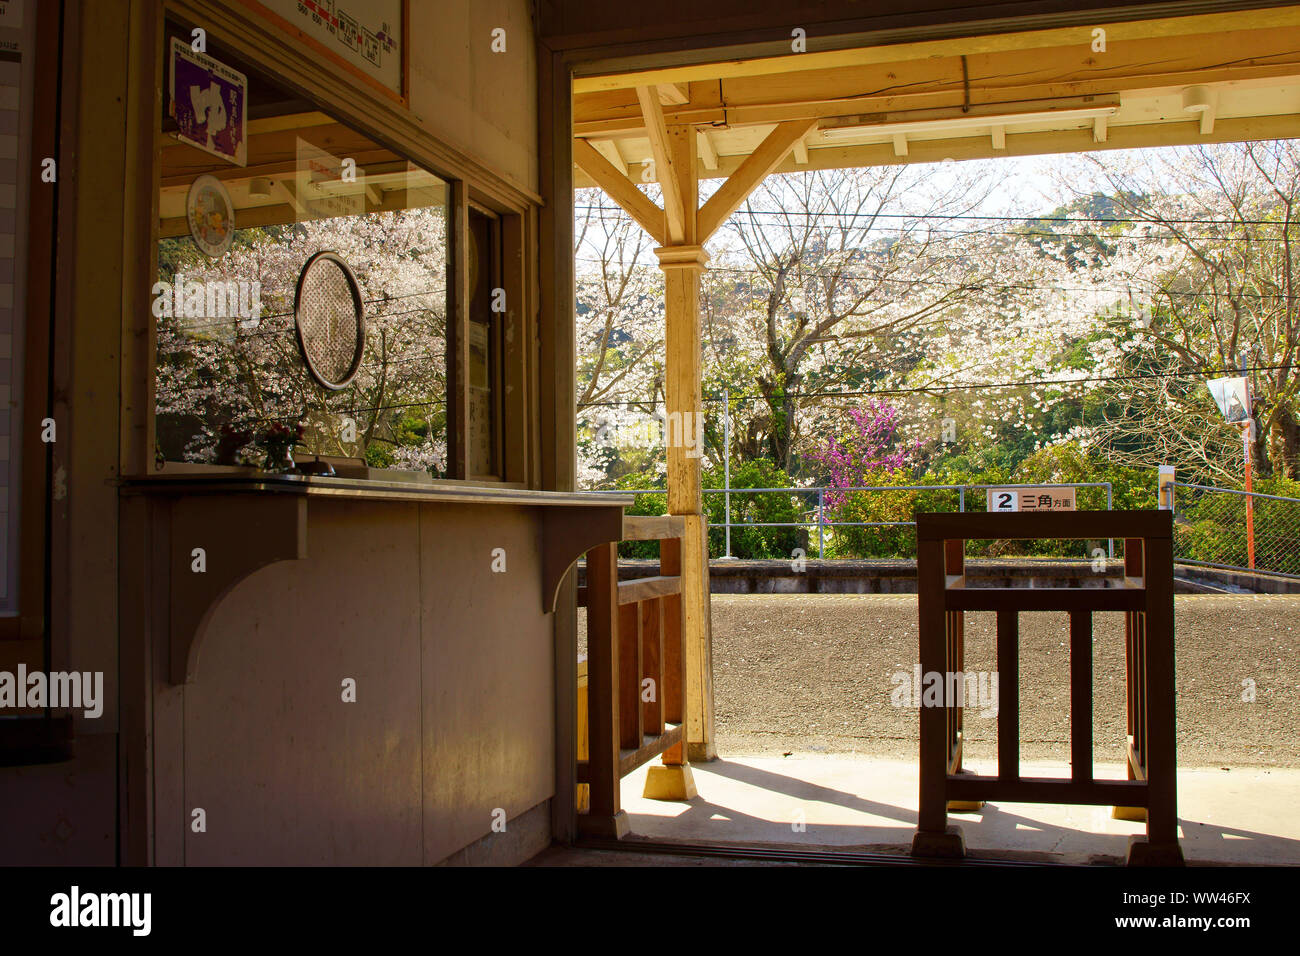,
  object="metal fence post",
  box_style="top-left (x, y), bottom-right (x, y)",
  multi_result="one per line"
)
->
top-left (1107, 482), bottom-right (1114, 559)
top-left (817, 488), bottom-right (825, 558)
top-left (722, 389), bottom-right (733, 559)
